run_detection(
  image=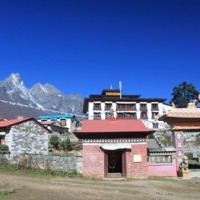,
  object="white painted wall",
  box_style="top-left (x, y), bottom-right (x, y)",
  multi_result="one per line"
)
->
top-left (38, 118), bottom-right (76, 133)
top-left (87, 101), bottom-right (172, 130)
